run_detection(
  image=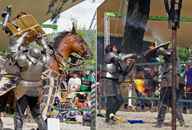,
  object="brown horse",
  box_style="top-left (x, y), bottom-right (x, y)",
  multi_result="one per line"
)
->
top-left (40, 26), bottom-right (93, 119)
top-left (50, 26), bottom-right (93, 72)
